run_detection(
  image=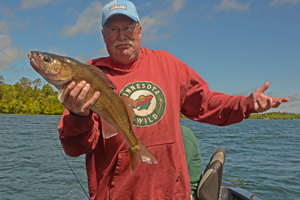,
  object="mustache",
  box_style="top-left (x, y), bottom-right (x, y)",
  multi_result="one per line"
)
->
top-left (114, 39), bottom-right (133, 48)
